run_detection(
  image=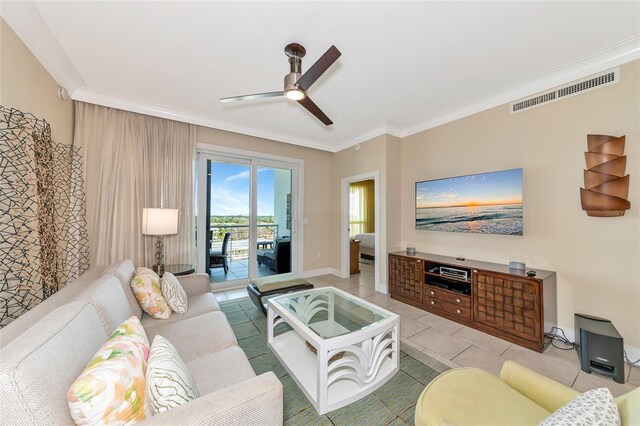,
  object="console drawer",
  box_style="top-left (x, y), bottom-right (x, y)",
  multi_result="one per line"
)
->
top-left (424, 295), bottom-right (472, 320)
top-left (424, 286), bottom-right (471, 308)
